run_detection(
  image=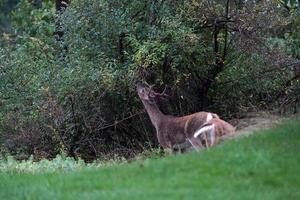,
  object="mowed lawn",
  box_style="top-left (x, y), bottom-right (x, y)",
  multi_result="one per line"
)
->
top-left (0, 119), bottom-right (300, 200)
